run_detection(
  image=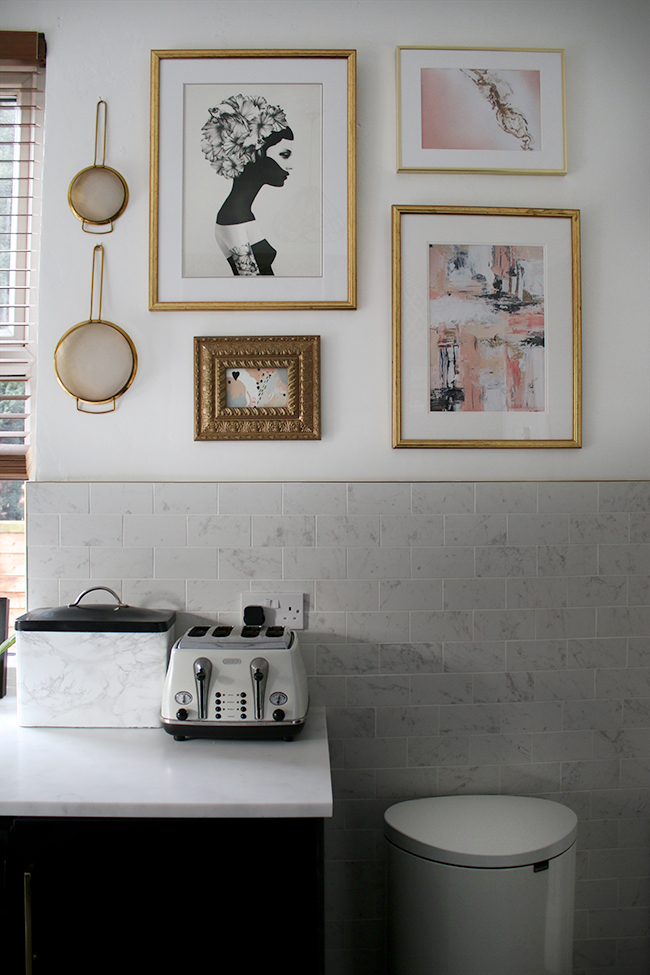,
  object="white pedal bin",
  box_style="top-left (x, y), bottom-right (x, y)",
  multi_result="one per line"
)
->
top-left (384, 795), bottom-right (577, 975)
